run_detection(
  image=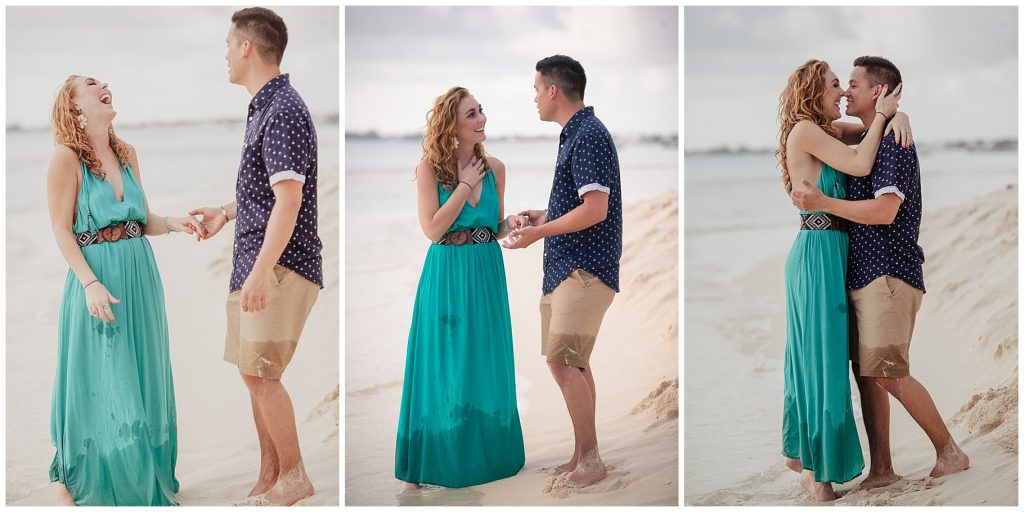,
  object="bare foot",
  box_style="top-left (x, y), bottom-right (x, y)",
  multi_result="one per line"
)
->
top-left (857, 472), bottom-right (902, 490)
top-left (402, 482), bottom-right (421, 491)
top-left (264, 461), bottom-right (314, 506)
top-left (555, 453), bottom-right (579, 474)
top-left (930, 442), bottom-right (970, 478)
top-left (783, 457), bottom-right (802, 474)
top-left (567, 448), bottom-right (607, 487)
top-left (249, 475), bottom-right (277, 497)
top-left (55, 483), bottom-right (76, 506)
top-left (798, 470), bottom-right (836, 501)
